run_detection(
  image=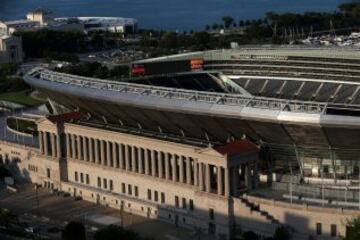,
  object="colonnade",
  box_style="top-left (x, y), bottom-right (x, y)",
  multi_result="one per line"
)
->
top-left (39, 131), bottom-right (61, 158)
